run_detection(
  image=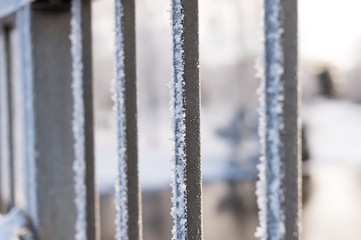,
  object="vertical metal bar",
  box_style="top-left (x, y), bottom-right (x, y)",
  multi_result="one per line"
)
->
top-left (123, 1), bottom-right (142, 237)
top-left (17, 6), bottom-right (37, 228)
top-left (70, 0), bottom-right (100, 239)
top-left (170, 0), bottom-right (202, 240)
top-left (257, 0), bottom-right (299, 239)
top-left (4, 26), bottom-right (15, 210)
top-left (18, 4), bottom-right (76, 238)
top-left (0, 26), bottom-right (5, 214)
top-left (81, 1), bottom-right (101, 239)
top-left (16, 3), bottom-right (99, 239)
top-left (114, 0), bottom-right (142, 240)
top-left (0, 24), bottom-right (15, 213)
top-left (282, 0), bottom-right (299, 239)
top-left (9, 22), bottom-right (26, 210)
top-left (0, 19), bottom-right (26, 211)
